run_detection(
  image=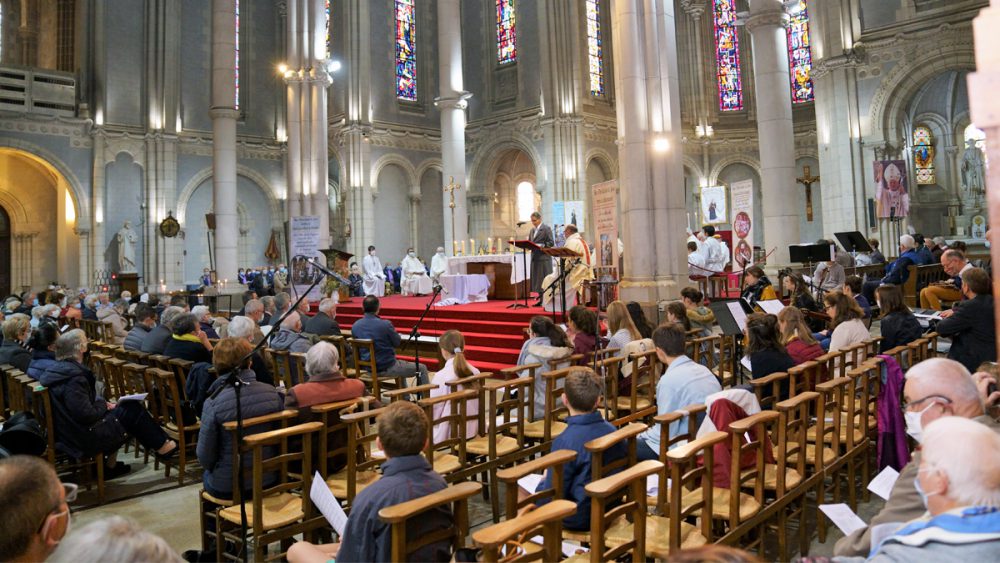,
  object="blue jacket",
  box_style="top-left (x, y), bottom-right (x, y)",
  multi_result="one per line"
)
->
top-left (350, 313), bottom-right (400, 372)
top-left (914, 245), bottom-right (934, 265)
top-left (37, 359), bottom-right (126, 458)
top-left (536, 411), bottom-right (626, 531)
top-left (196, 369), bottom-right (284, 497)
top-left (26, 350), bottom-right (58, 380)
top-left (882, 250), bottom-right (919, 285)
